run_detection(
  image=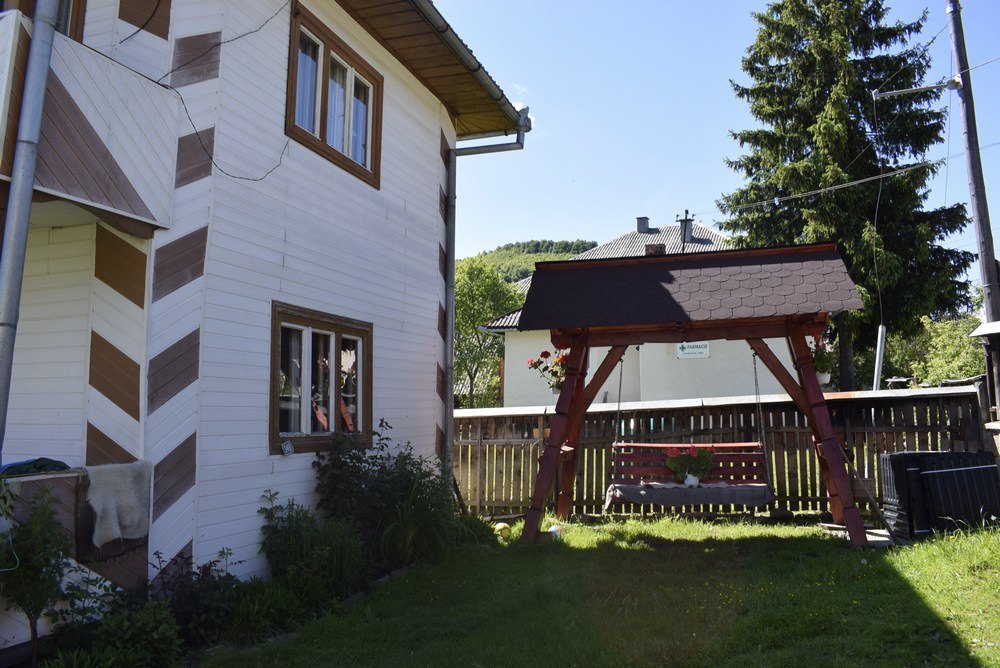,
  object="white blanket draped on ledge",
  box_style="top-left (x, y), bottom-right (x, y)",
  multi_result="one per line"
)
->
top-left (85, 461), bottom-right (152, 547)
